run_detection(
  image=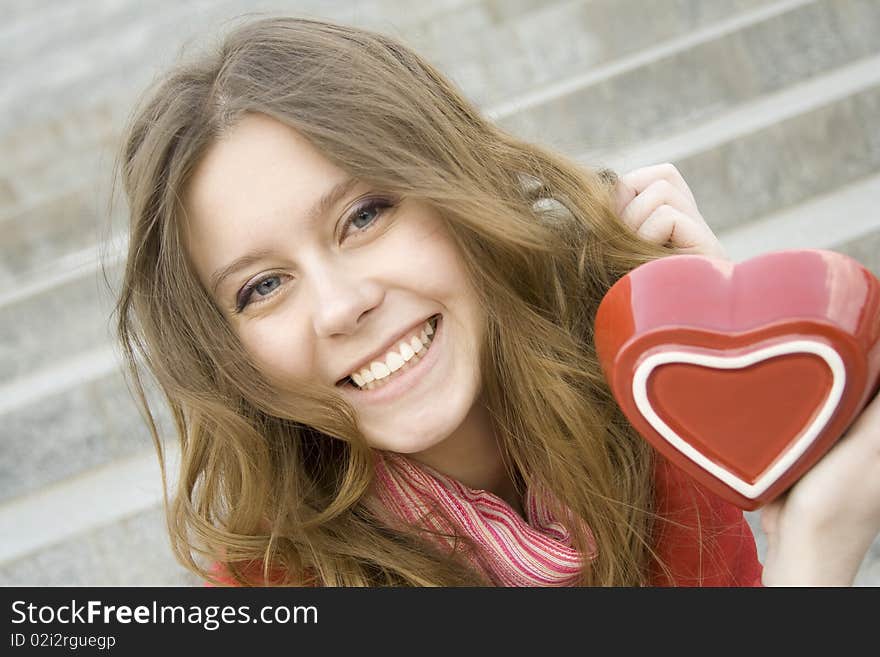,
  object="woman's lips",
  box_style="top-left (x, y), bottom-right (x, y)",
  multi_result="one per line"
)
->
top-left (337, 314), bottom-right (440, 387)
top-left (340, 314), bottom-right (443, 403)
